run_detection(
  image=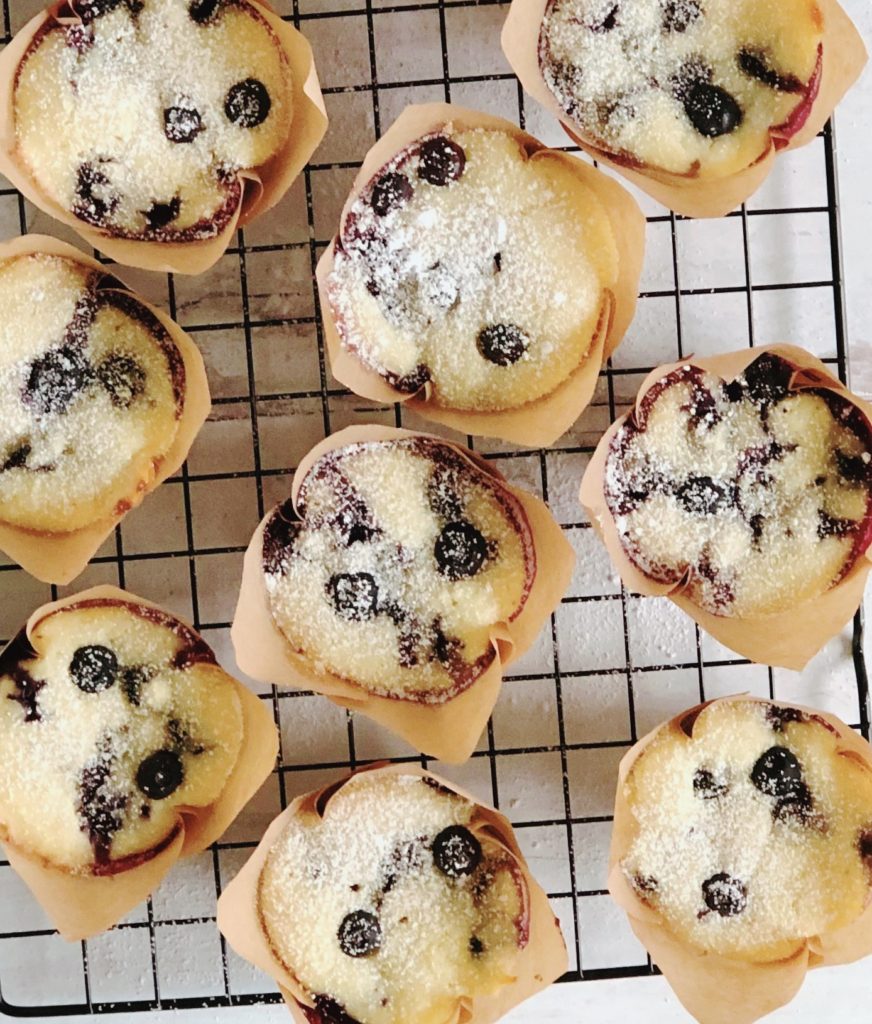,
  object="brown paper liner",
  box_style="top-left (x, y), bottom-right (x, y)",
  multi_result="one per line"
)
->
top-left (217, 763), bottom-right (568, 1024)
top-left (579, 344), bottom-right (872, 670)
top-left (315, 103), bottom-right (645, 448)
top-left (0, 235), bottom-right (210, 584)
top-left (232, 425), bottom-right (574, 763)
top-left (502, 0), bottom-right (867, 219)
top-left (0, 2), bottom-right (327, 274)
top-left (608, 696), bottom-right (872, 1024)
top-left (0, 584), bottom-right (279, 941)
